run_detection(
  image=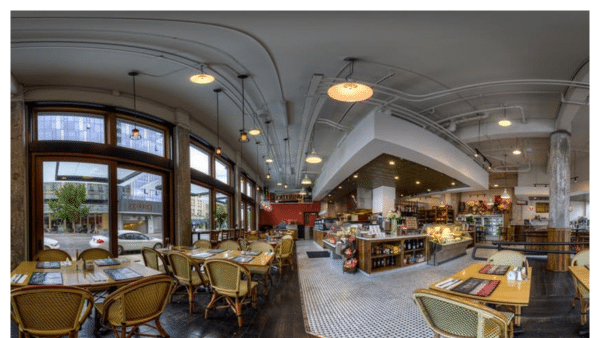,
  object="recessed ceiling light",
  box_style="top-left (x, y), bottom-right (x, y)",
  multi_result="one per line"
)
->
top-left (474, 152), bottom-right (479, 158)
top-left (427, 189), bottom-right (431, 192)
top-left (339, 186), bottom-right (343, 189)
top-left (451, 182), bottom-right (456, 186)
top-left (389, 160), bottom-right (395, 165)
top-left (277, 182), bottom-right (282, 186)
top-left (400, 194), bottom-right (404, 197)
top-left (493, 184), bottom-right (499, 187)
top-left (416, 181), bottom-right (420, 185)
top-left (353, 174), bottom-right (358, 178)
top-left (513, 149), bottom-right (522, 155)
top-left (395, 176), bottom-right (399, 180)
